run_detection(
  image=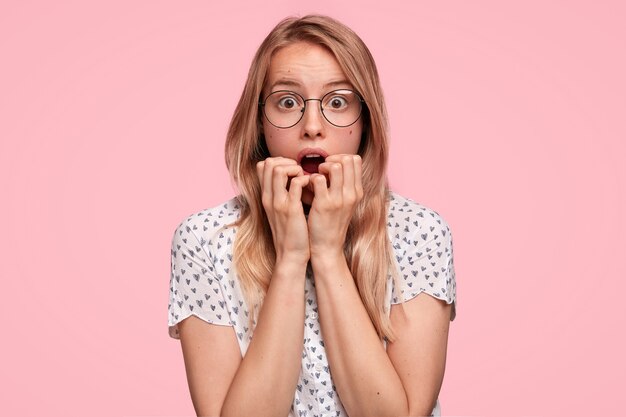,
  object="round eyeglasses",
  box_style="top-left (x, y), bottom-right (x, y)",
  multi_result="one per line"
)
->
top-left (260, 89), bottom-right (365, 129)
